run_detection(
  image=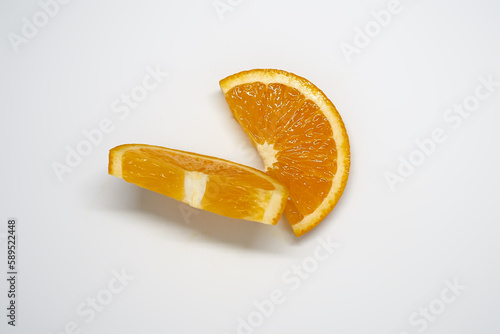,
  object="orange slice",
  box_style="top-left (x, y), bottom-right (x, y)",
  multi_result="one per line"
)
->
top-left (109, 144), bottom-right (288, 225)
top-left (220, 69), bottom-right (350, 236)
